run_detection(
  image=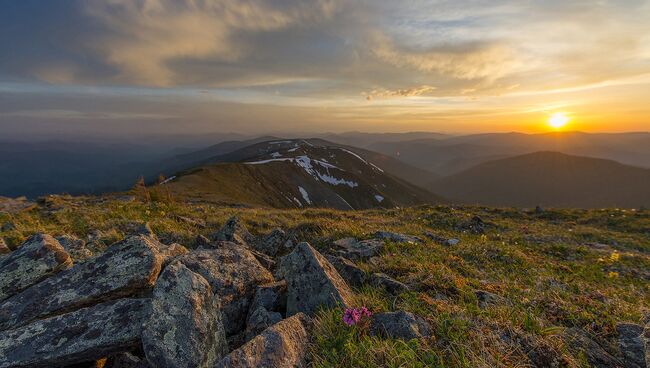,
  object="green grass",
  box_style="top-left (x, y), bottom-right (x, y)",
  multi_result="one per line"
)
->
top-left (1, 196), bottom-right (648, 367)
